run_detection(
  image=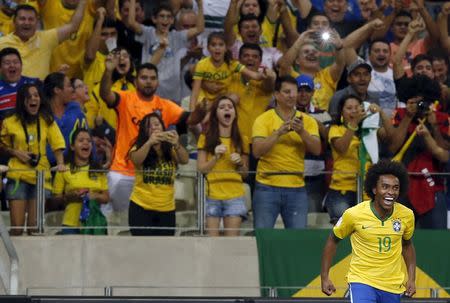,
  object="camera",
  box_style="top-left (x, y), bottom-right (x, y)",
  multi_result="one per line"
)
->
top-left (416, 99), bottom-right (431, 117)
top-left (28, 154), bottom-right (40, 167)
top-left (311, 31), bottom-right (330, 43)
